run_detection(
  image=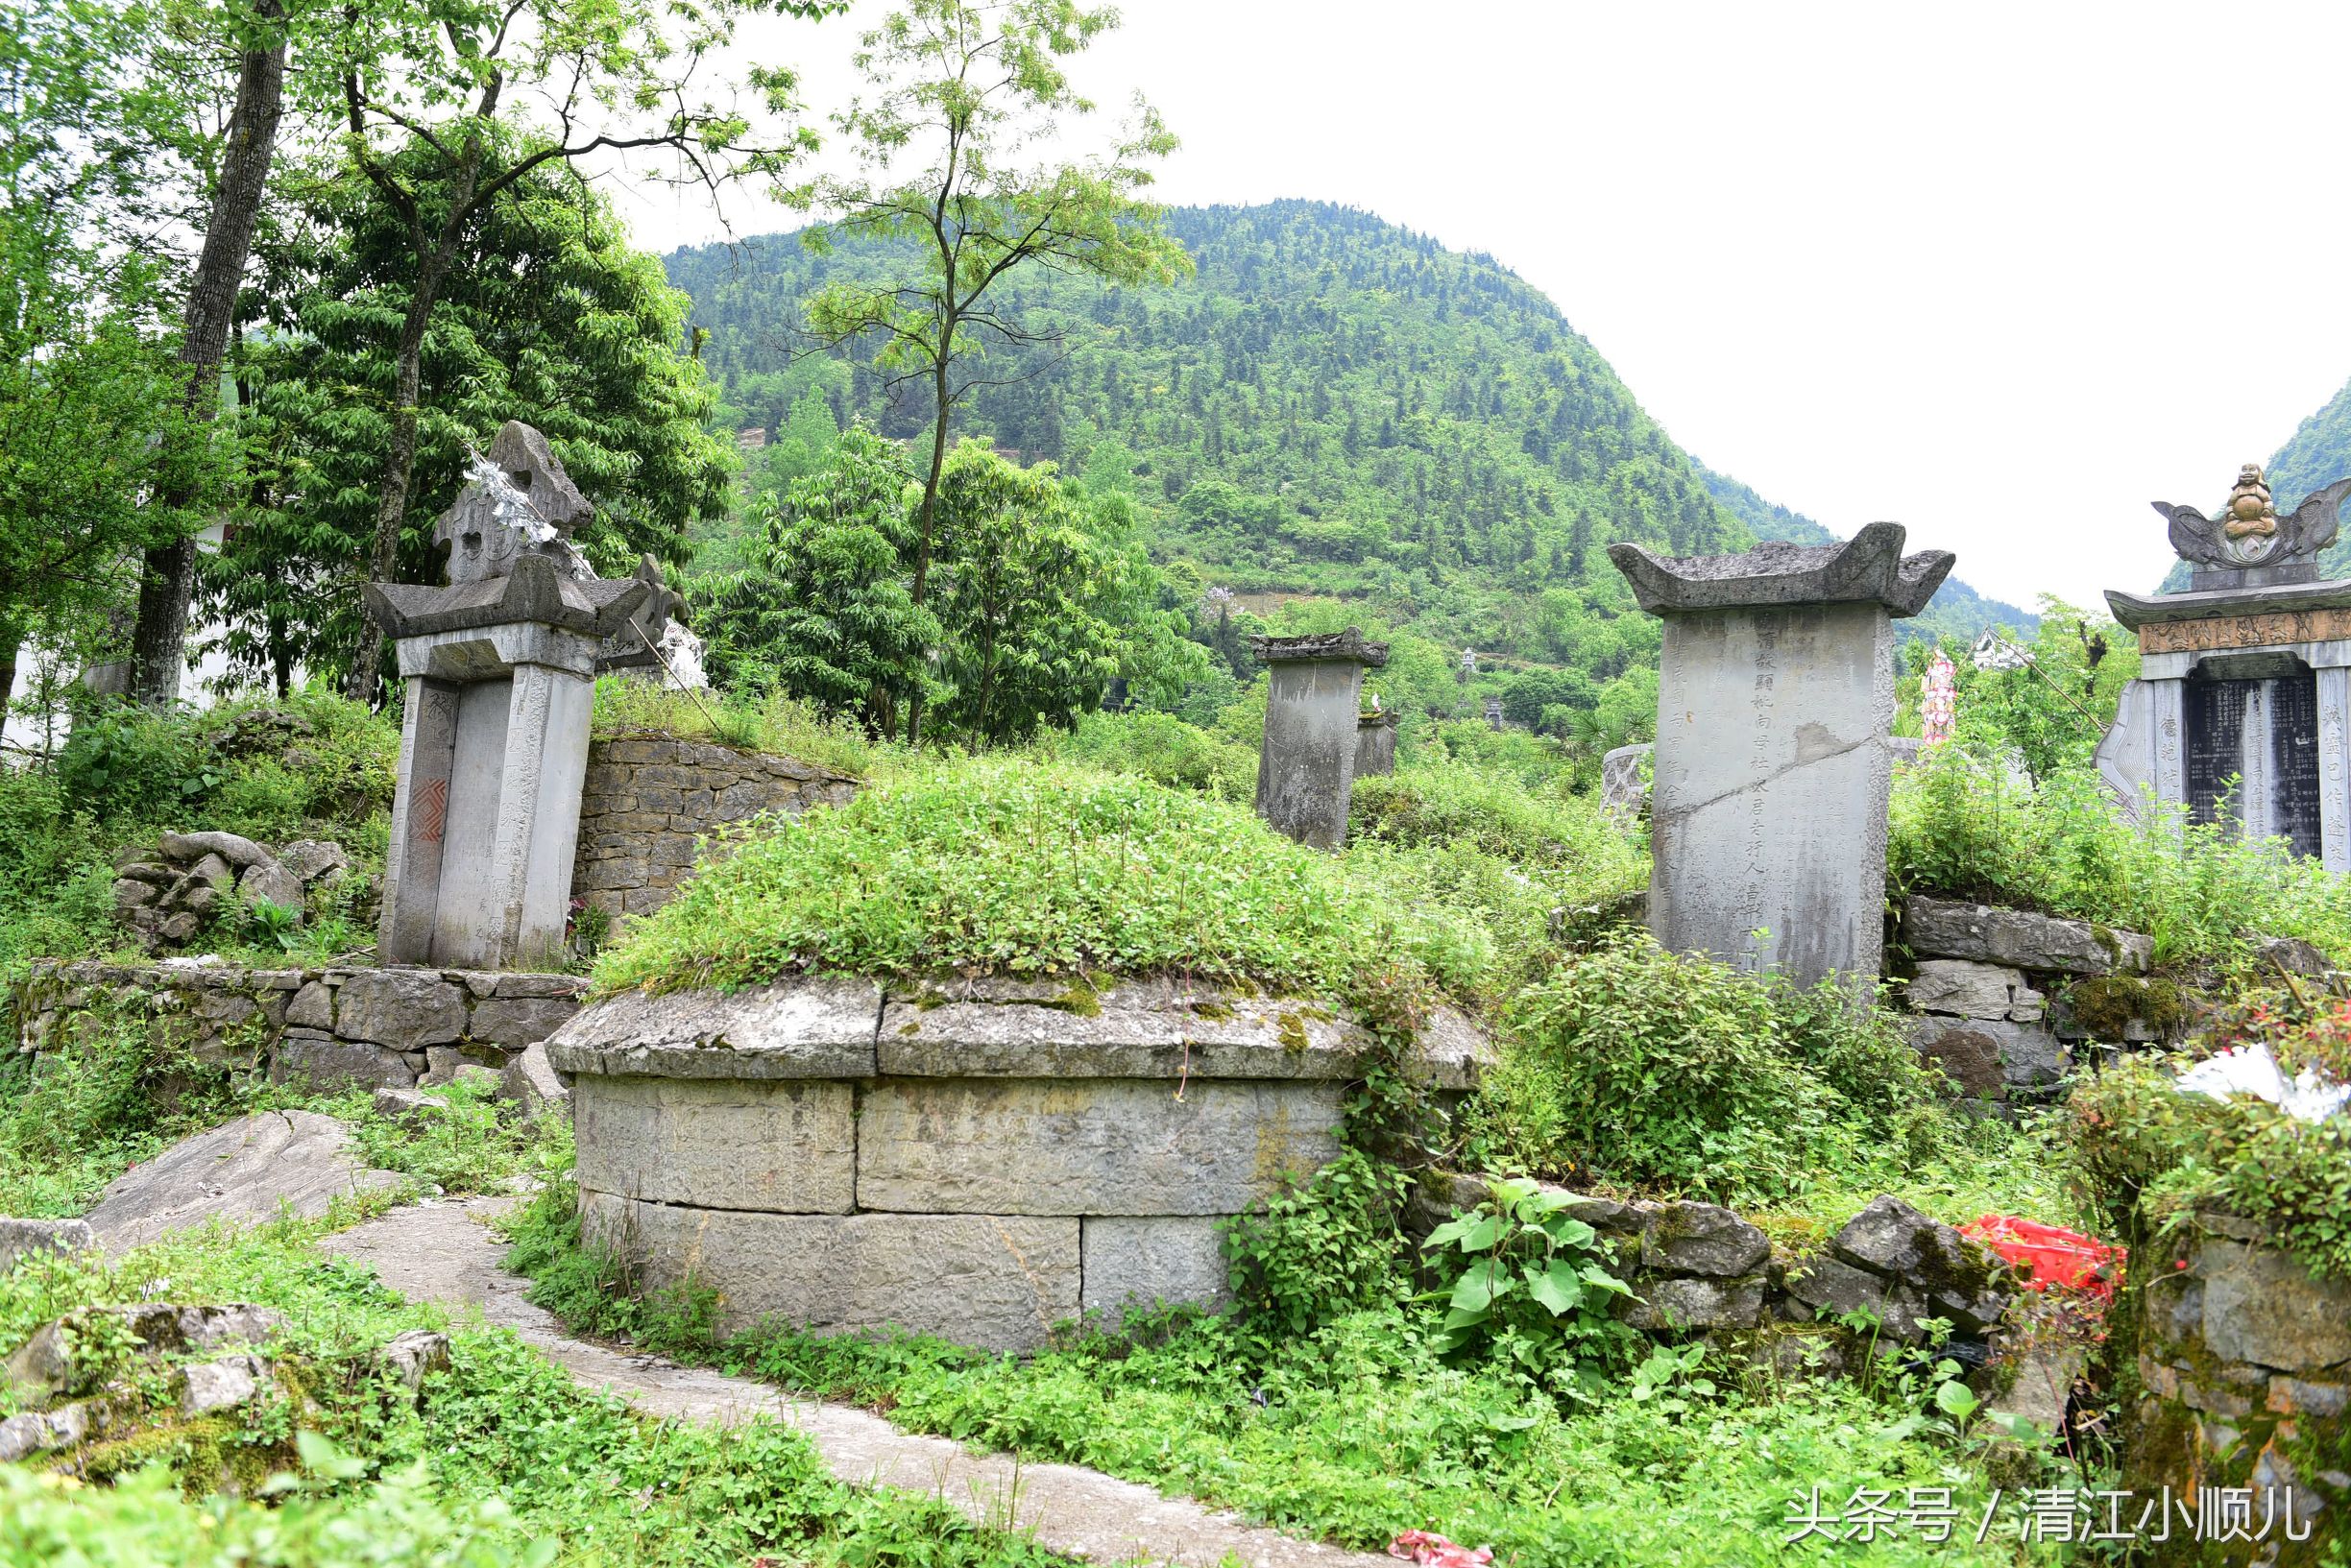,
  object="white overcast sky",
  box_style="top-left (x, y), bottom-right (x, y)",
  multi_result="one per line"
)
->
top-left (598, 1), bottom-right (2351, 614)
